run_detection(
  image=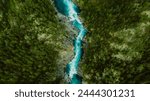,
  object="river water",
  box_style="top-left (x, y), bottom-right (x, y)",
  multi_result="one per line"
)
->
top-left (54, 0), bottom-right (87, 84)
